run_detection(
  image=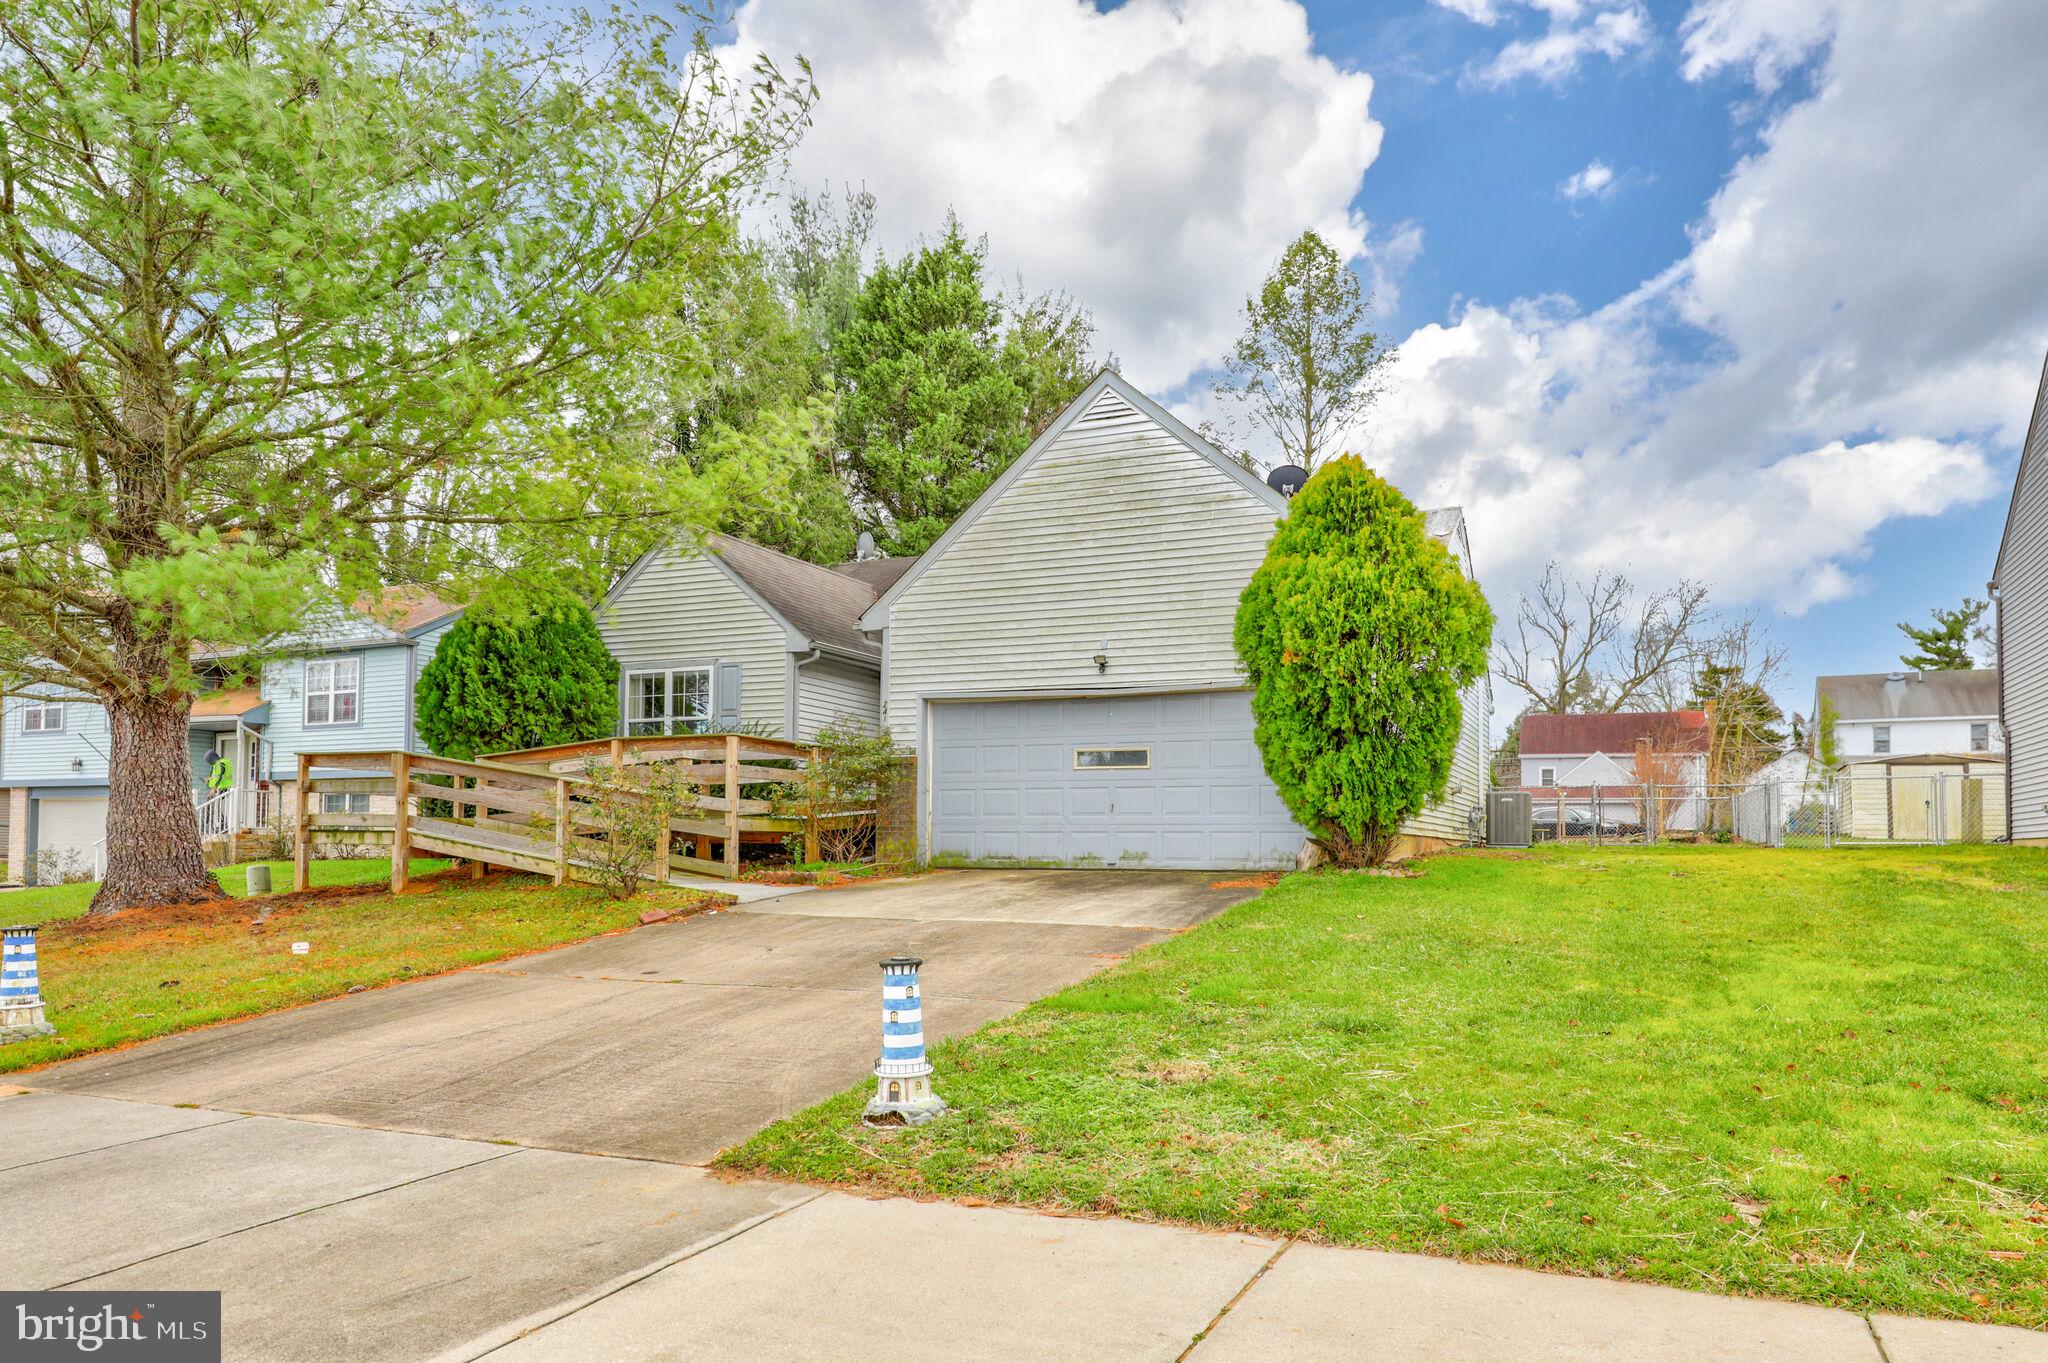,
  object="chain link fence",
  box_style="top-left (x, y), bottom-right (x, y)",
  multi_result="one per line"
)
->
top-left (1515, 770), bottom-right (2006, 848)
